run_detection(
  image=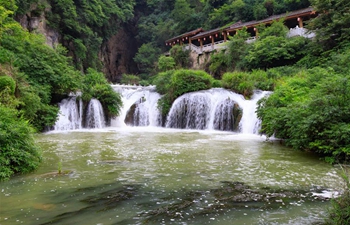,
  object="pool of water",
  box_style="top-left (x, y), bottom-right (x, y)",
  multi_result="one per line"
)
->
top-left (0, 127), bottom-right (343, 225)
